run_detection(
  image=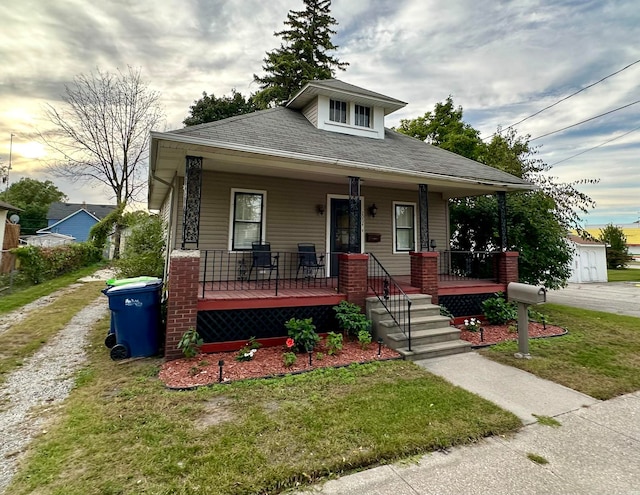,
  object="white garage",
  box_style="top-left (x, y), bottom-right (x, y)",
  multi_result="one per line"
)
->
top-left (567, 235), bottom-right (608, 283)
